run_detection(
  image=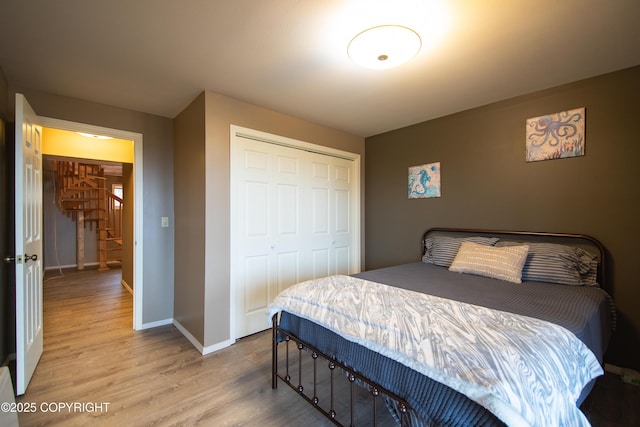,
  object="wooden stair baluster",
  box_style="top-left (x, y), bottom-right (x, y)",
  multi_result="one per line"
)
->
top-left (97, 167), bottom-right (108, 271)
top-left (52, 160), bottom-right (123, 271)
